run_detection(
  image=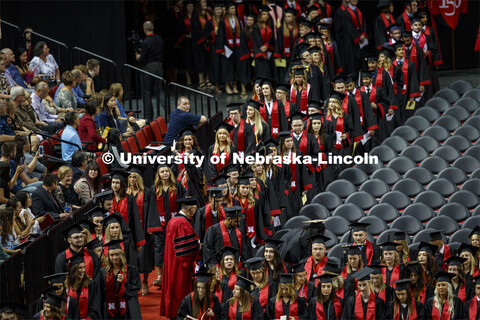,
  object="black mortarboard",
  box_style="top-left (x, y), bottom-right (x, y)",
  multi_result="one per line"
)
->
top-left (85, 238), bottom-right (103, 251)
top-left (214, 121), bottom-right (234, 133)
top-left (258, 5), bottom-right (269, 12)
top-left (104, 212), bottom-right (123, 227)
top-left (224, 163), bottom-right (240, 174)
top-left (44, 294), bottom-right (65, 309)
top-left (305, 32), bottom-right (316, 40)
top-left (410, 13), bottom-right (422, 23)
top-left (246, 257), bottom-right (265, 270)
top-left (428, 230), bottom-right (444, 242)
top-left (308, 46), bottom-right (321, 54)
top-left (246, 12), bottom-right (257, 19)
top-left (377, 0), bottom-right (392, 8)
top-left (248, 99), bottom-right (263, 111)
top-left (315, 273), bottom-right (336, 283)
top-left (417, 10), bottom-right (428, 17)
top-left (361, 69), bottom-right (374, 78)
top-left (293, 67), bottom-right (307, 76)
top-left (192, 271), bottom-right (214, 283)
top-left (213, 2), bottom-right (224, 7)
top-left (332, 74), bottom-right (345, 84)
top-left (61, 223), bottom-right (83, 238)
top-left (323, 261), bottom-right (340, 275)
top-left (265, 138), bottom-right (280, 148)
top-left (264, 239), bottom-right (283, 249)
top-left (387, 23), bottom-right (401, 33)
top-left (44, 272), bottom-right (68, 284)
top-left (291, 58), bottom-right (304, 67)
top-left (308, 99), bottom-right (323, 111)
top-left (278, 273), bottom-right (295, 284)
top-left (474, 275), bottom-right (480, 285)
top-left (380, 45), bottom-right (395, 60)
top-left (224, 206), bottom-right (243, 218)
top-left (405, 260), bottom-right (420, 270)
top-left (392, 40), bottom-right (405, 50)
top-left (207, 187), bottom-right (225, 198)
top-left (261, 77), bottom-right (277, 89)
top-left (379, 241), bottom-right (401, 252)
top-left (251, 76), bottom-right (263, 86)
top-left (290, 261), bottom-right (306, 274)
top-left (104, 239), bottom-right (124, 251)
top-left (350, 221), bottom-right (370, 232)
top-left (277, 82), bottom-right (290, 93)
top-left (176, 196), bottom-right (198, 206)
top-left (238, 172), bottom-right (253, 185)
top-left (368, 264), bottom-right (387, 275)
top-left (94, 189), bottom-right (114, 202)
top-left (253, 141), bottom-right (266, 155)
top-left (307, 6), bottom-right (319, 15)
top-left (288, 111), bottom-right (307, 123)
top-left (435, 271), bottom-right (454, 283)
top-left (296, 44), bottom-right (309, 57)
top-left (310, 113), bottom-right (323, 120)
top-left (365, 52), bottom-right (378, 62)
top-left (0, 303), bottom-right (15, 314)
top-left (226, 103), bottom-right (243, 112)
top-left (127, 164), bottom-right (144, 175)
top-left (215, 246), bottom-right (239, 261)
top-left (469, 226), bottom-right (480, 237)
top-left (278, 131), bottom-right (293, 139)
top-left (343, 245), bottom-right (362, 255)
top-left (458, 242), bottom-right (477, 256)
top-left (402, 31), bottom-right (412, 38)
top-left (111, 168), bottom-right (129, 181)
top-left (285, 7), bottom-right (298, 16)
top-left (66, 251), bottom-right (84, 268)
top-left (78, 219), bottom-right (96, 233)
top-left (299, 19), bottom-right (313, 28)
top-left (211, 174), bottom-right (228, 186)
top-left (445, 256), bottom-right (467, 266)
top-left (317, 22), bottom-right (329, 31)
top-left (393, 231), bottom-right (406, 241)
top-left (393, 279), bottom-right (412, 291)
top-left (417, 241), bottom-right (438, 255)
top-left (236, 275), bottom-right (255, 292)
top-left (353, 267), bottom-right (374, 281)
top-left (178, 126), bottom-right (196, 137)
top-left (308, 233), bottom-right (330, 244)
top-left (344, 73), bottom-right (354, 84)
